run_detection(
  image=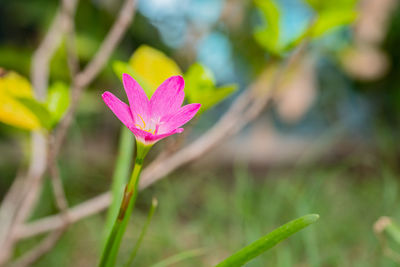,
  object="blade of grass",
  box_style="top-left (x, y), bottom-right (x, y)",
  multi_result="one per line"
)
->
top-left (215, 214), bottom-right (320, 267)
top-left (150, 248), bottom-right (207, 267)
top-left (125, 197), bottom-right (158, 267)
top-left (102, 126), bottom-right (135, 247)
